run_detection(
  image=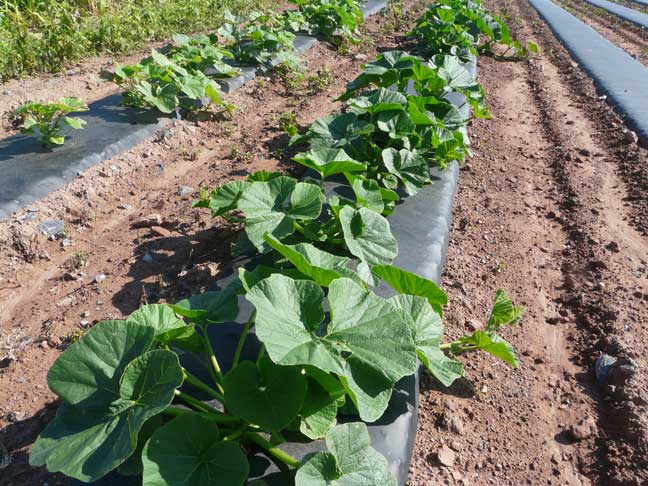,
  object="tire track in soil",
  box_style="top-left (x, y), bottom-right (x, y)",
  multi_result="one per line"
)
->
top-left (0, 4), bottom-right (427, 485)
top-left (410, 0), bottom-right (648, 483)
top-left (555, 0), bottom-right (648, 68)
top-left (488, 0), bottom-right (646, 483)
